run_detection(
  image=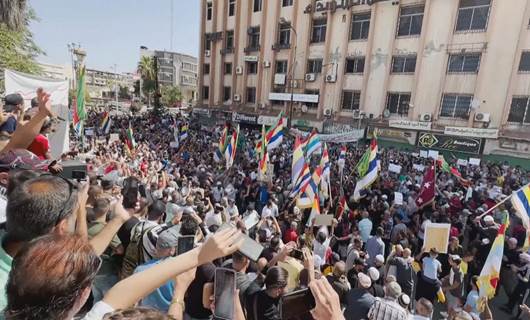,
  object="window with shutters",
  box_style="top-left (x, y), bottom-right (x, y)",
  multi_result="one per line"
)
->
top-left (508, 97), bottom-right (530, 124)
top-left (276, 60), bottom-right (288, 74)
top-left (440, 94), bottom-right (473, 119)
top-left (307, 59), bottom-right (323, 74)
top-left (386, 93), bottom-right (411, 115)
top-left (345, 57), bottom-right (365, 74)
top-left (311, 19), bottom-right (327, 43)
top-left (447, 53), bottom-right (481, 73)
top-left (397, 5), bottom-right (424, 37)
top-left (391, 55), bottom-right (417, 73)
top-left (350, 13), bottom-right (370, 40)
